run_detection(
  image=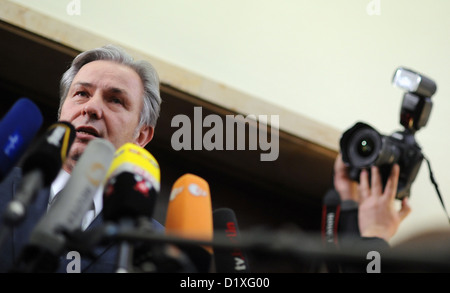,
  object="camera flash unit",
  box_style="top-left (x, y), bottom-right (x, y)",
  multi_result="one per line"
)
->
top-left (392, 67), bottom-right (437, 98)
